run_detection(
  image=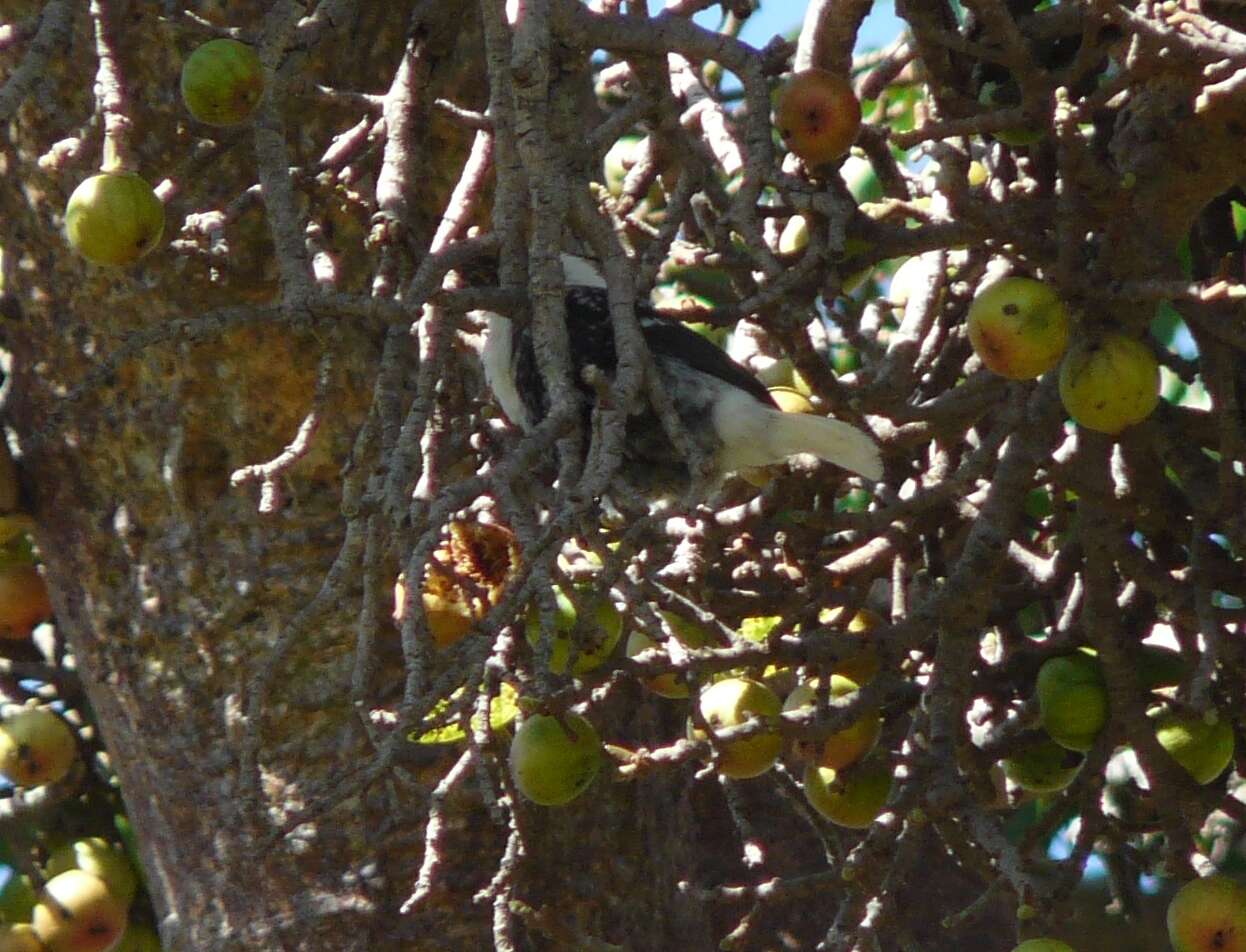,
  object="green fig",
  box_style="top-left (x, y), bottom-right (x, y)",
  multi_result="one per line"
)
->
top-left (1036, 652), bottom-right (1108, 752)
top-left (508, 712), bottom-right (602, 806)
top-left (180, 39), bottom-right (265, 126)
top-left (65, 172), bottom-right (164, 267)
top-left (1155, 711), bottom-right (1235, 785)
